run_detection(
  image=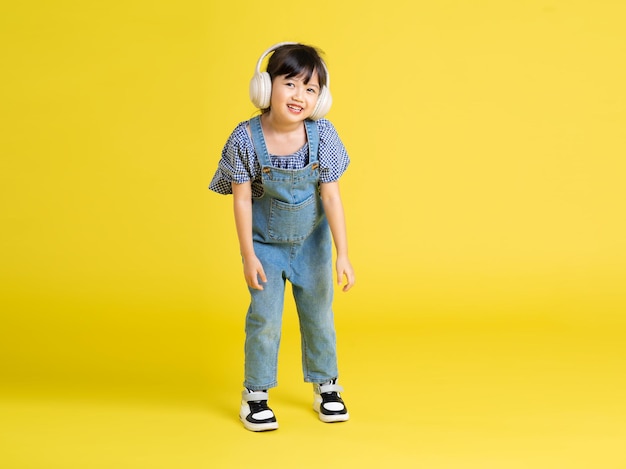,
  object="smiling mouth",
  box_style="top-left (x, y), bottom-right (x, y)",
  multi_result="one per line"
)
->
top-left (287, 105), bottom-right (303, 112)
